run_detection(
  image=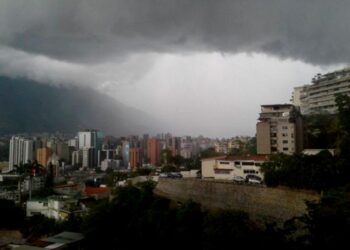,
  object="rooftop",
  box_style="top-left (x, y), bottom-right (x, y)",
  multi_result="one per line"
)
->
top-left (261, 104), bottom-right (294, 108)
top-left (202, 155), bottom-right (269, 161)
top-left (44, 231), bottom-right (84, 244)
top-left (84, 186), bottom-right (111, 195)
